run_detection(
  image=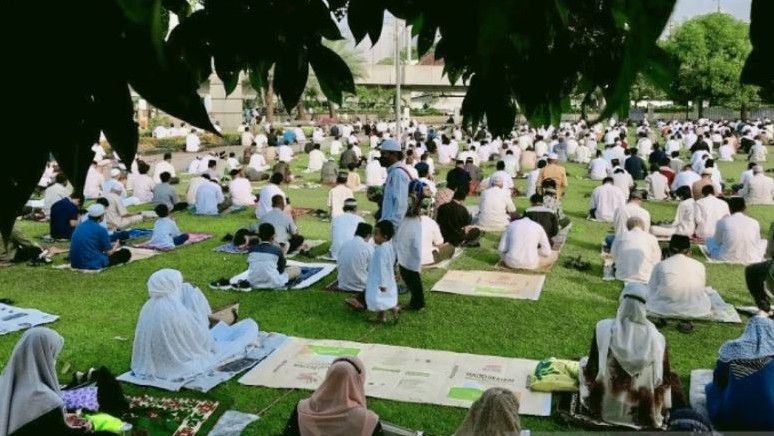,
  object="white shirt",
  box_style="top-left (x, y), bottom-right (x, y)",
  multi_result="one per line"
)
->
top-left (278, 145), bottom-right (293, 162)
top-left (741, 173), bottom-right (774, 205)
top-left (575, 145), bottom-right (591, 164)
top-left (330, 140), bottom-right (342, 155)
top-left (669, 198), bottom-right (697, 236)
top-left (612, 172), bottom-right (634, 195)
top-left (710, 213), bottom-right (764, 263)
top-left (590, 183), bottom-right (626, 222)
top-left (329, 212), bottom-right (364, 260)
top-left (477, 187), bottom-right (516, 230)
top-left (194, 181), bottom-right (224, 215)
top-left (84, 166), bottom-right (104, 198)
top-left (498, 218), bottom-right (552, 269)
top-left (647, 254), bottom-right (711, 318)
top-left (337, 236), bottom-right (374, 292)
top-left (612, 202), bottom-right (651, 237)
top-left (327, 185), bottom-right (354, 218)
top-left (248, 154), bottom-right (269, 171)
top-left (185, 133), bottom-right (201, 152)
top-left (229, 178), bottom-right (255, 206)
top-left (186, 176), bottom-right (206, 205)
top-left (256, 184), bottom-right (285, 218)
top-left (153, 161), bottom-right (177, 184)
top-left (365, 160), bottom-right (387, 186)
top-left (491, 170), bottom-right (513, 191)
top-left (394, 216), bottom-right (422, 272)
top-left (307, 149), bottom-right (326, 172)
top-left (611, 228), bottom-right (661, 283)
top-left (694, 195), bottom-right (730, 239)
top-left (588, 158), bottom-right (611, 180)
top-left (645, 172), bottom-right (669, 200)
top-left (719, 144), bottom-right (734, 161)
top-left (420, 216), bottom-right (445, 265)
top-left (671, 169), bottom-right (701, 192)
top-left (750, 143), bottom-right (768, 163)
top-left (132, 174), bottom-right (155, 203)
top-left (187, 159), bottom-right (201, 175)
